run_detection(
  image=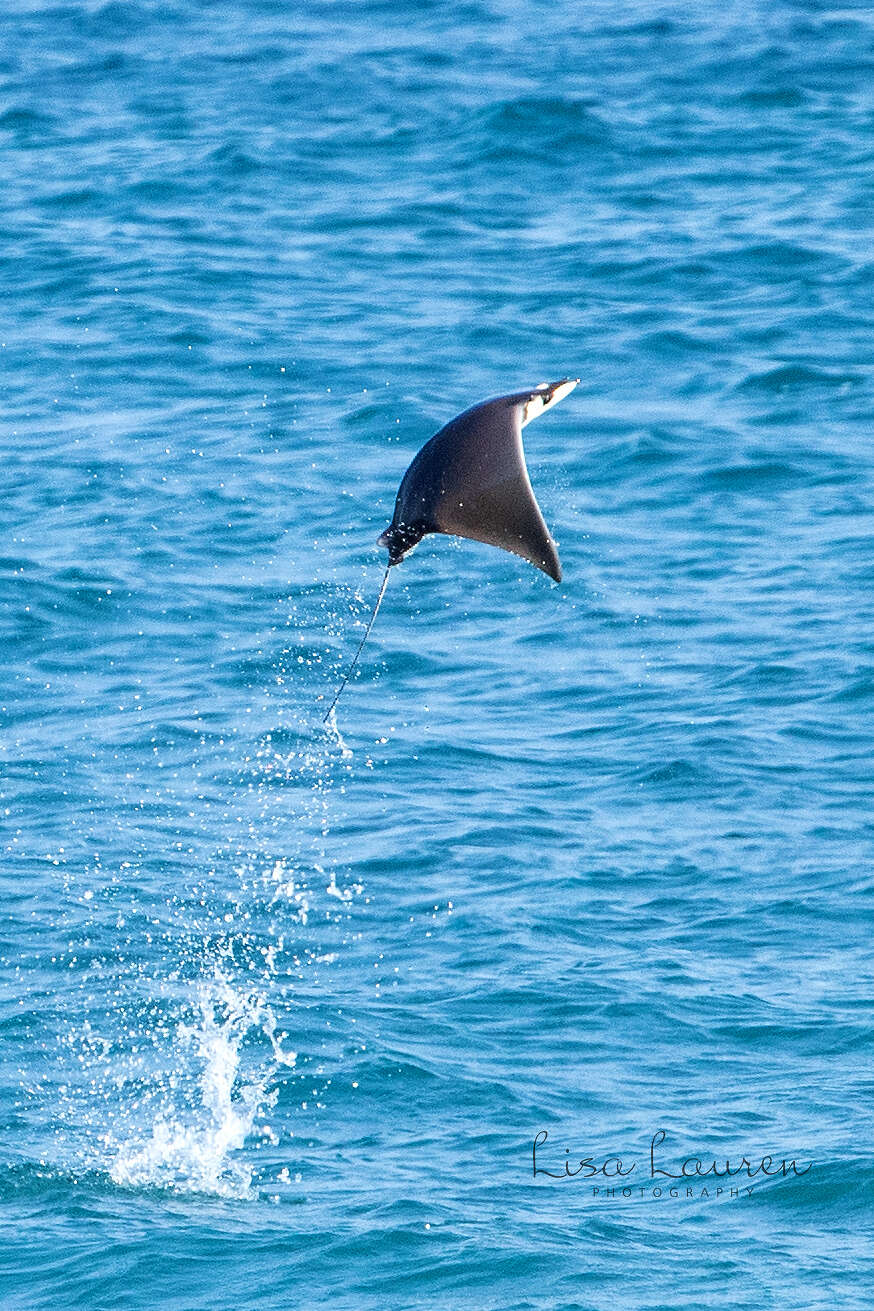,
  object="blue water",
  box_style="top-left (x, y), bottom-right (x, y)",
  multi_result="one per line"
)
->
top-left (2, 0), bottom-right (874, 1305)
